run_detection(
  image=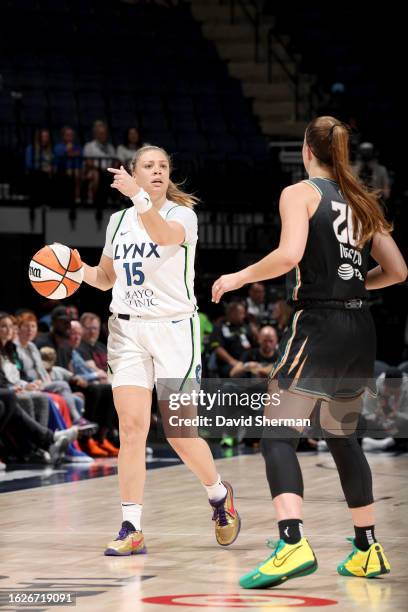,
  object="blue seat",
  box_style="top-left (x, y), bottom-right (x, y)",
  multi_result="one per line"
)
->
top-left (176, 132), bottom-right (208, 154)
